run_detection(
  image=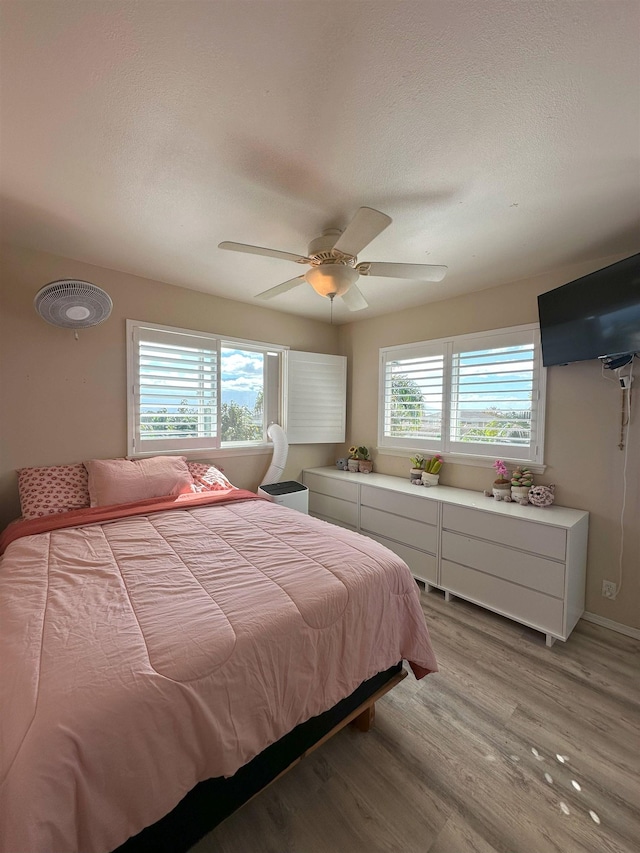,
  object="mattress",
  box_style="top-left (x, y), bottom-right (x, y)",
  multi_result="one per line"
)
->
top-left (0, 490), bottom-right (437, 853)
